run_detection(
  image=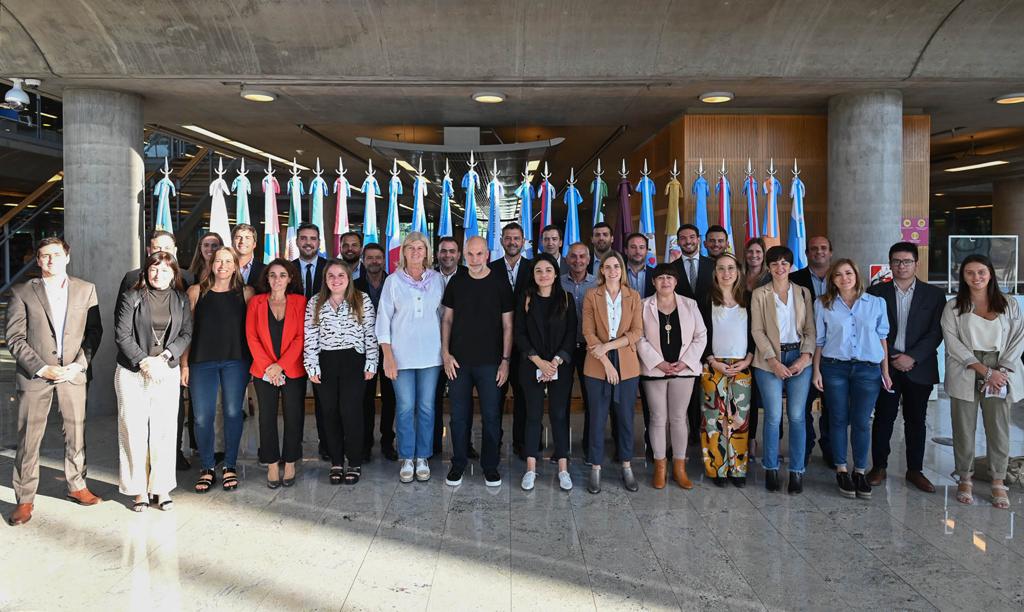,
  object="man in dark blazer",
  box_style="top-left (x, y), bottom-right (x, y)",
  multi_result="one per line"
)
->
top-left (866, 242), bottom-right (945, 493)
top-left (232, 224), bottom-right (265, 288)
top-left (540, 224), bottom-right (571, 275)
top-left (354, 243), bottom-right (397, 461)
top-left (672, 224), bottom-right (714, 302)
top-left (292, 223), bottom-right (328, 299)
top-left (118, 230), bottom-right (195, 297)
top-left (624, 232), bottom-right (657, 298)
